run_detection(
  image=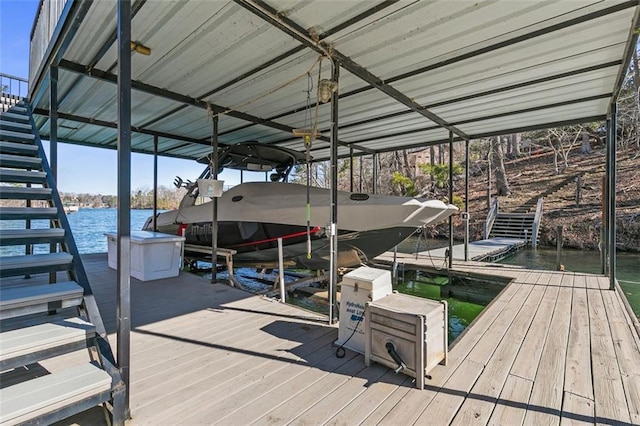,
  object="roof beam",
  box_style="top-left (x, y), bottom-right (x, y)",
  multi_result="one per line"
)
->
top-left (58, 59), bottom-right (364, 150)
top-left (610, 4), bottom-right (640, 113)
top-left (33, 108), bottom-right (211, 146)
top-left (306, 94), bottom-right (611, 152)
top-left (136, 1), bottom-right (402, 135)
top-left (234, 0), bottom-right (470, 140)
top-left (223, 1), bottom-right (634, 137)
